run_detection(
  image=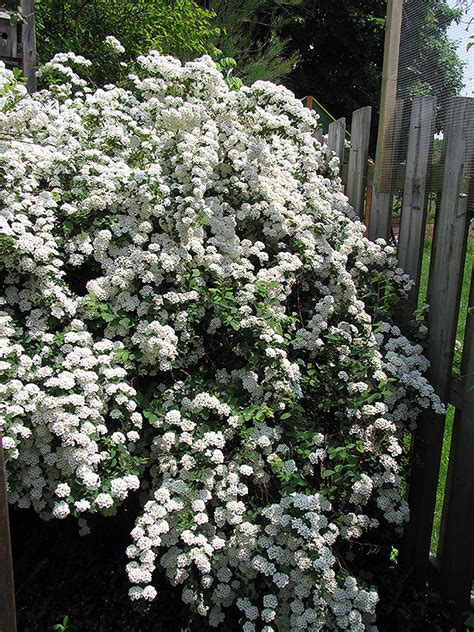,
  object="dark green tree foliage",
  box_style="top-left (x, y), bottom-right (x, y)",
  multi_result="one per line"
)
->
top-left (35, 0), bottom-right (220, 84)
top-left (283, 1), bottom-right (386, 119)
top-left (207, 0), bottom-right (301, 85)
